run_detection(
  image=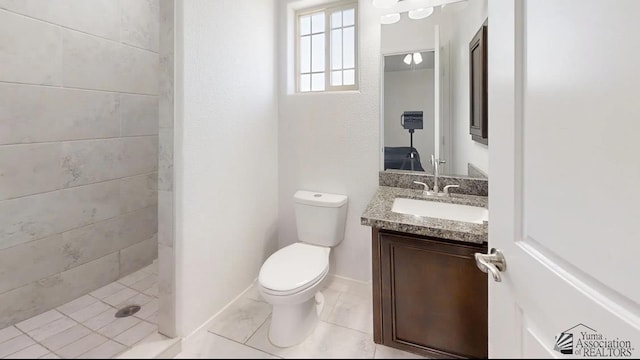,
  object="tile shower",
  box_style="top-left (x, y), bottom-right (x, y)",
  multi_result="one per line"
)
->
top-left (0, 0), bottom-right (162, 355)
